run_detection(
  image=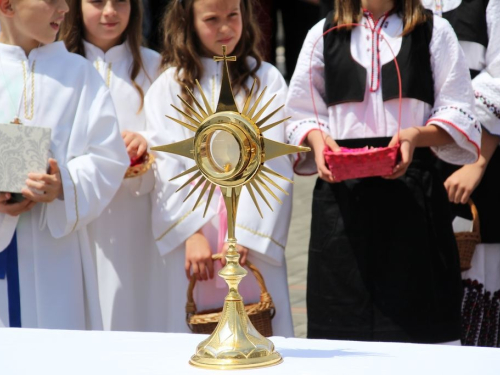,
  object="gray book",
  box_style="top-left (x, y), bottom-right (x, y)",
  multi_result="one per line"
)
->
top-left (0, 123), bottom-right (51, 194)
